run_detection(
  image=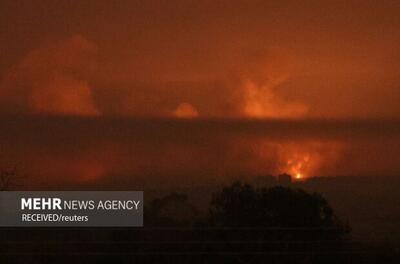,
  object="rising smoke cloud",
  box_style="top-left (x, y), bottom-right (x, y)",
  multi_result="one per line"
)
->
top-left (231, 49), bottom-right (308, 118)
top-left (0, 35), bottom-right (398, 187)
top-left (1, 36), bottom-right (309, 119)
top-left (0, 35), bottom-right (99, 116)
